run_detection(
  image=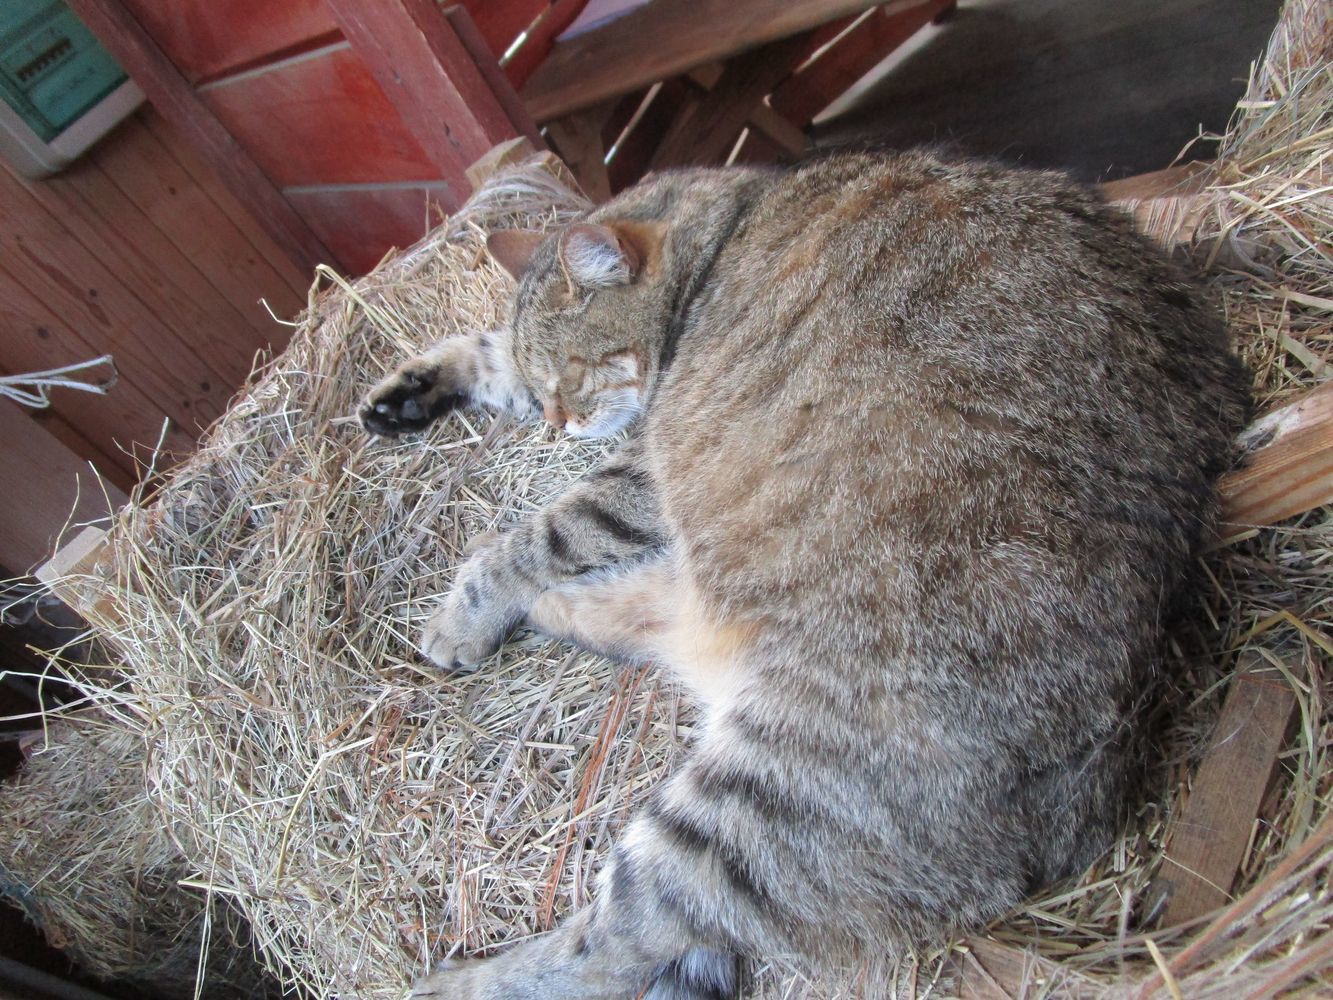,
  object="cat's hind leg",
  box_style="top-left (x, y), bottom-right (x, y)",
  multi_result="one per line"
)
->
top-left (360, 330), bottom-right (534, 435)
